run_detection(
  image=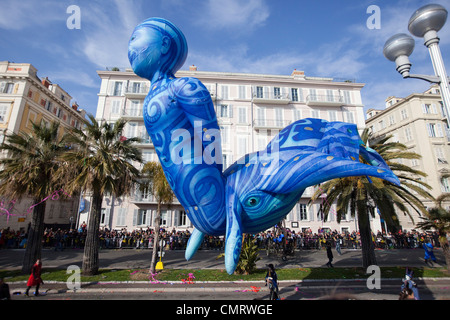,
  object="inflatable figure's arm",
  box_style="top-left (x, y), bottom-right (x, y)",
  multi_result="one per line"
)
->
top-left (174, 77), bottom-right (223, 171)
